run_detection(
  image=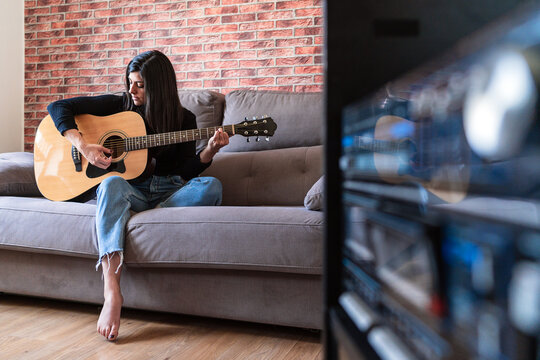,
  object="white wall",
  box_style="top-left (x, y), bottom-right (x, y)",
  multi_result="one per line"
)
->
top-left (0, 0), bottom-right (24, 153)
